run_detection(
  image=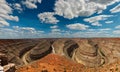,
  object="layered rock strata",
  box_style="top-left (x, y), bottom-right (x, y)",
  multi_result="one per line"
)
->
top-left (0, 38), bottom-right (120, 70)
top-left (29, 40), bottom-right (52, 60)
